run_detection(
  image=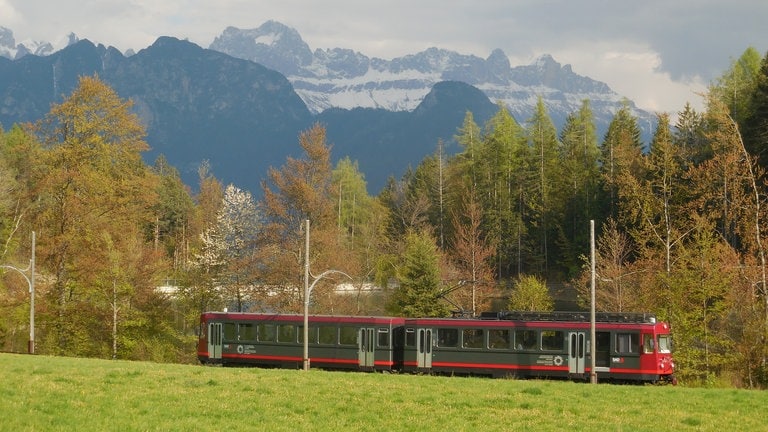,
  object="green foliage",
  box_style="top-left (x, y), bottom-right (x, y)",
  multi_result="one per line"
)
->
top-left (526, 97), bottom-right (563, 274)
top-left (388, 230), bottom-right (449, 317)
top-left (476, 104), bottom-right (529, 278)
top-left (557, 100), bottom-right (601, 276)
top-left (149, 155), bottom-right (195, 264)
top-left (743, 49), bottom-right (768, 169)
top-left (660, 225), bottom-right (738, 385)
top-left (20, 76), bottom-right (171, 358)
top-left (712, 47), bottom-right (762, 126)
top-left (600, 100), bottom-right (644, 223)
top-left (507, 274), bottom-right (554, 311)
